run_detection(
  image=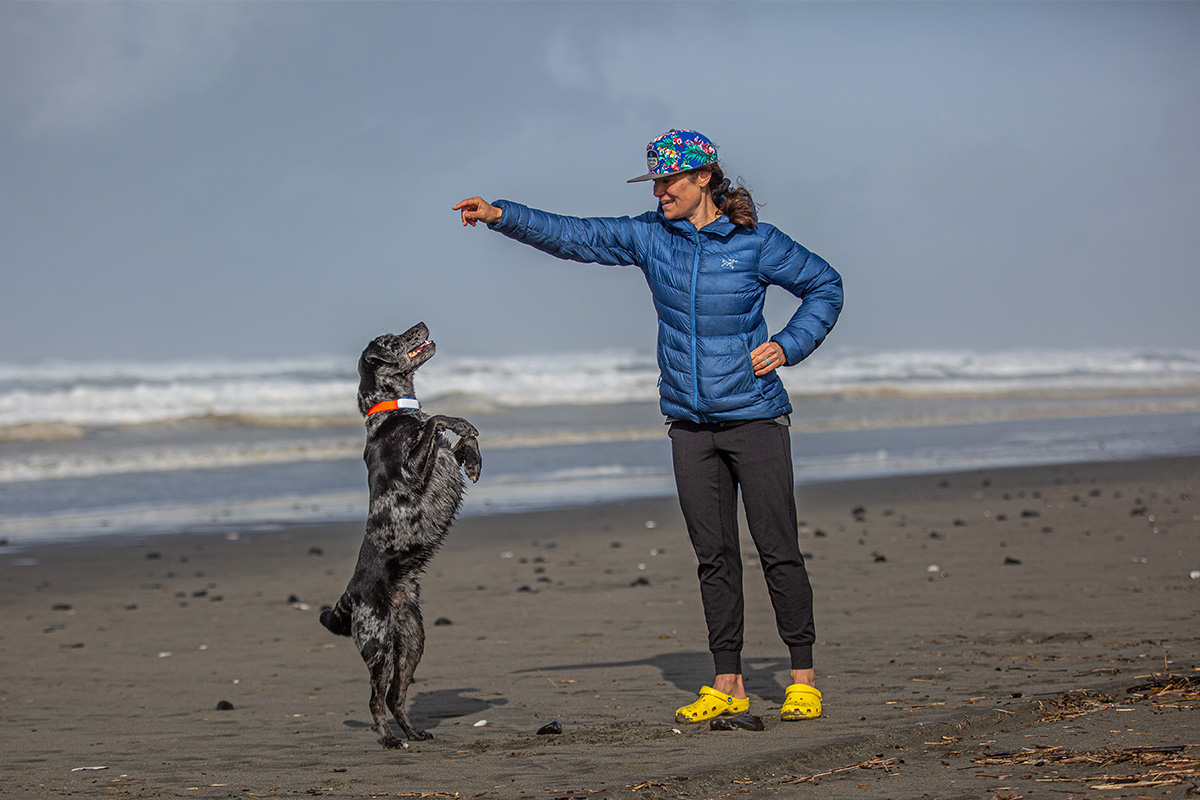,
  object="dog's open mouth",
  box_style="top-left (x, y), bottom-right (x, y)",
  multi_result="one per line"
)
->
top-left (407, 340), bottom-right (434, 359)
